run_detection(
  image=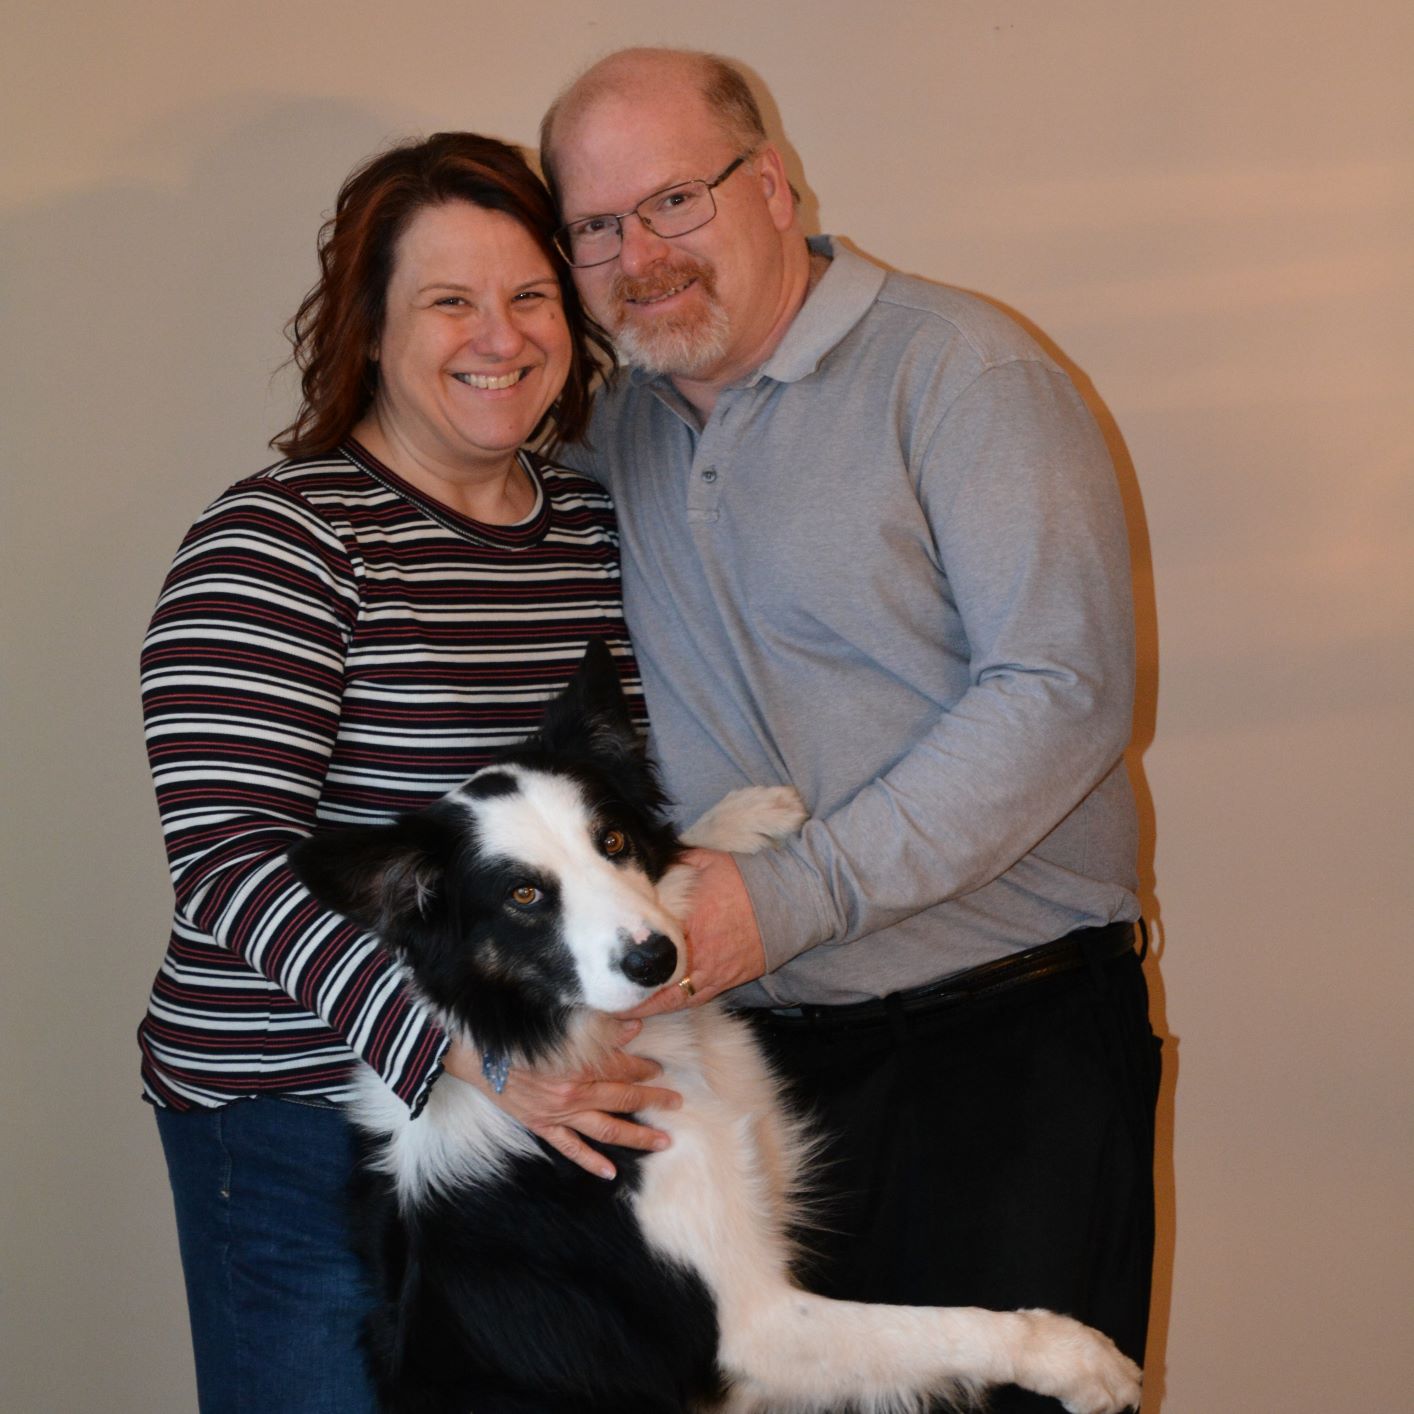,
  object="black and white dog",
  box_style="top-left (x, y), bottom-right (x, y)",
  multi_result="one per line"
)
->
top-left (290, 643), bottom-right (1142, 1414)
